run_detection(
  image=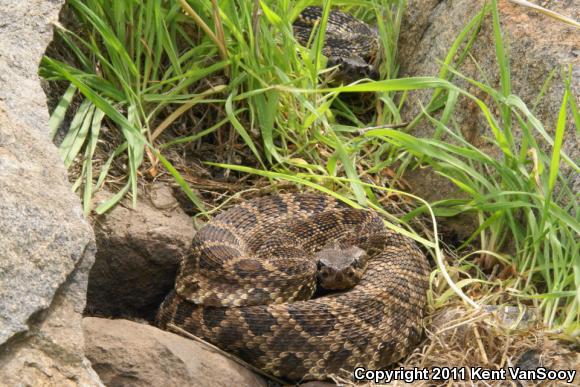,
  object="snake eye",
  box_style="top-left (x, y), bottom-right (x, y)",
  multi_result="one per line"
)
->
top-left (321, 271), bottom-right (329, 278)
top-left (347, 269), bottom-right (355, 277)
